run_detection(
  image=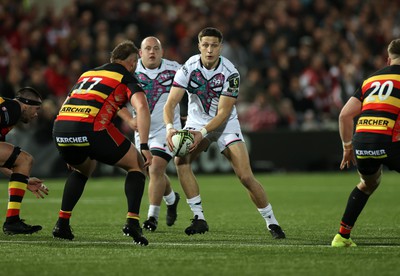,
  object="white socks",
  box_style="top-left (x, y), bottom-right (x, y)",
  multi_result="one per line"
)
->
top-left (148, 191), bottom-right (177, 219)
top-left (258, 204), bottom-right (279, 227)
top-left (163, 191), bottom-right (176, 206)
top-left (187, 195), bottom-right (205, 220)
top-left (147, 205), bottom-right (160, 220)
